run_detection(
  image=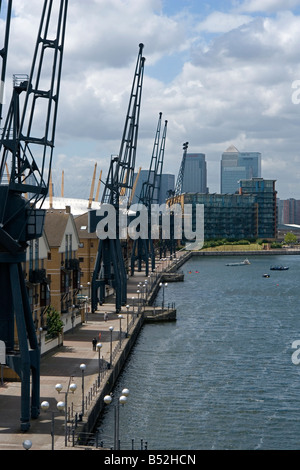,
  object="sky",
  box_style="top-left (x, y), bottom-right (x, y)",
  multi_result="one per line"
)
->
top-left (1, 0), bottom-right (300, 201)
